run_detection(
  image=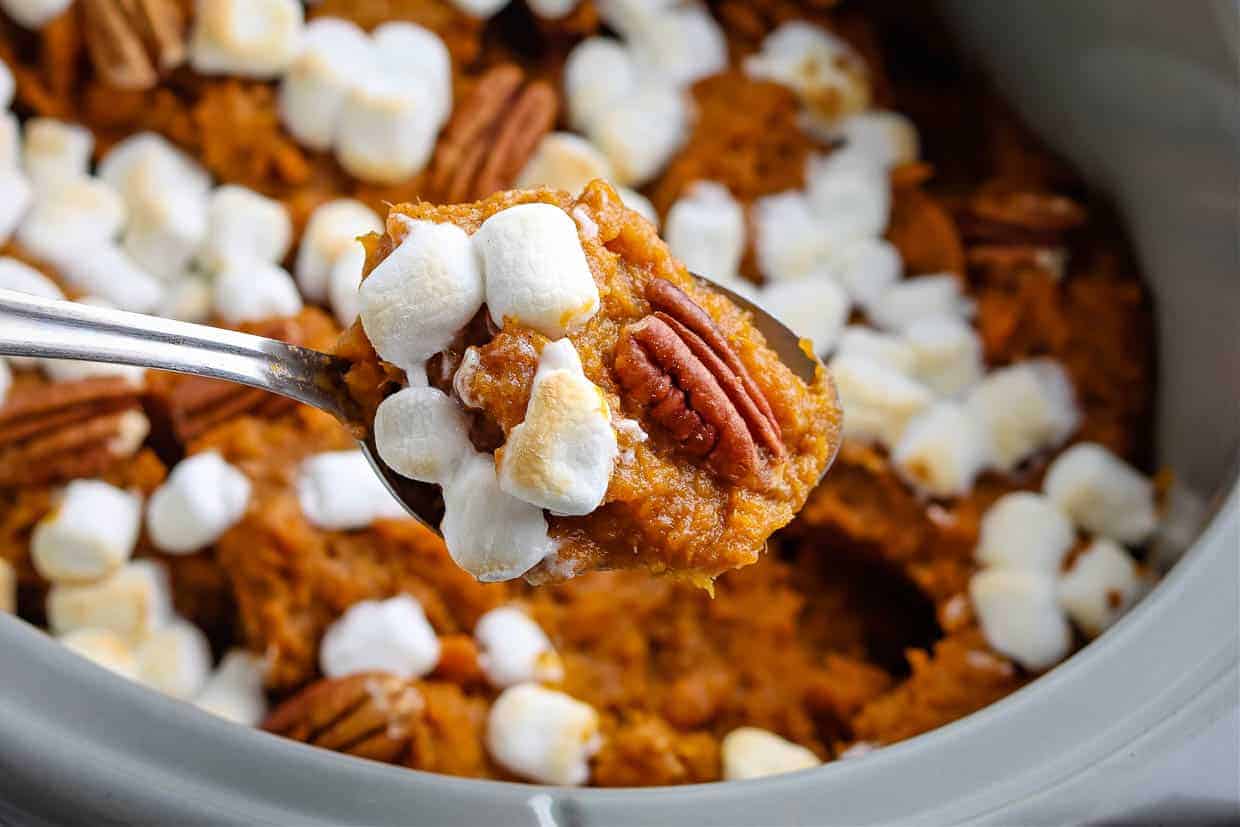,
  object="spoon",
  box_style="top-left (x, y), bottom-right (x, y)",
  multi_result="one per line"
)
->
top-left (0, 282), bottom-right (829, 532)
